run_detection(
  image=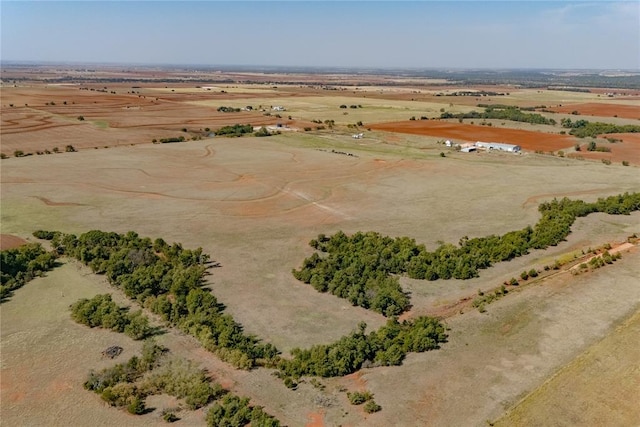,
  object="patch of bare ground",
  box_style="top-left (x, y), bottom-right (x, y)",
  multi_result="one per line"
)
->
top-left (548, 102), bottom-right (640, 119)
top-left (570, 132), bottom-right (640, 164)
top-left (0, 234), bottom-right (27, 250)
